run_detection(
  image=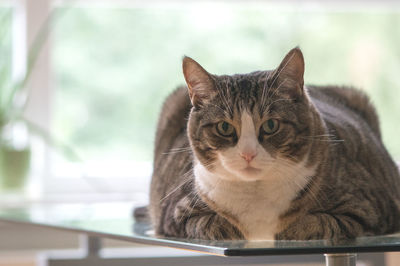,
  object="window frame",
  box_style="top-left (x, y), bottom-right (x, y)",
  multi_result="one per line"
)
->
top-left (3, 0), bottom-right (151, 202)
top-left (5, 0), bottom-right (400, 202)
